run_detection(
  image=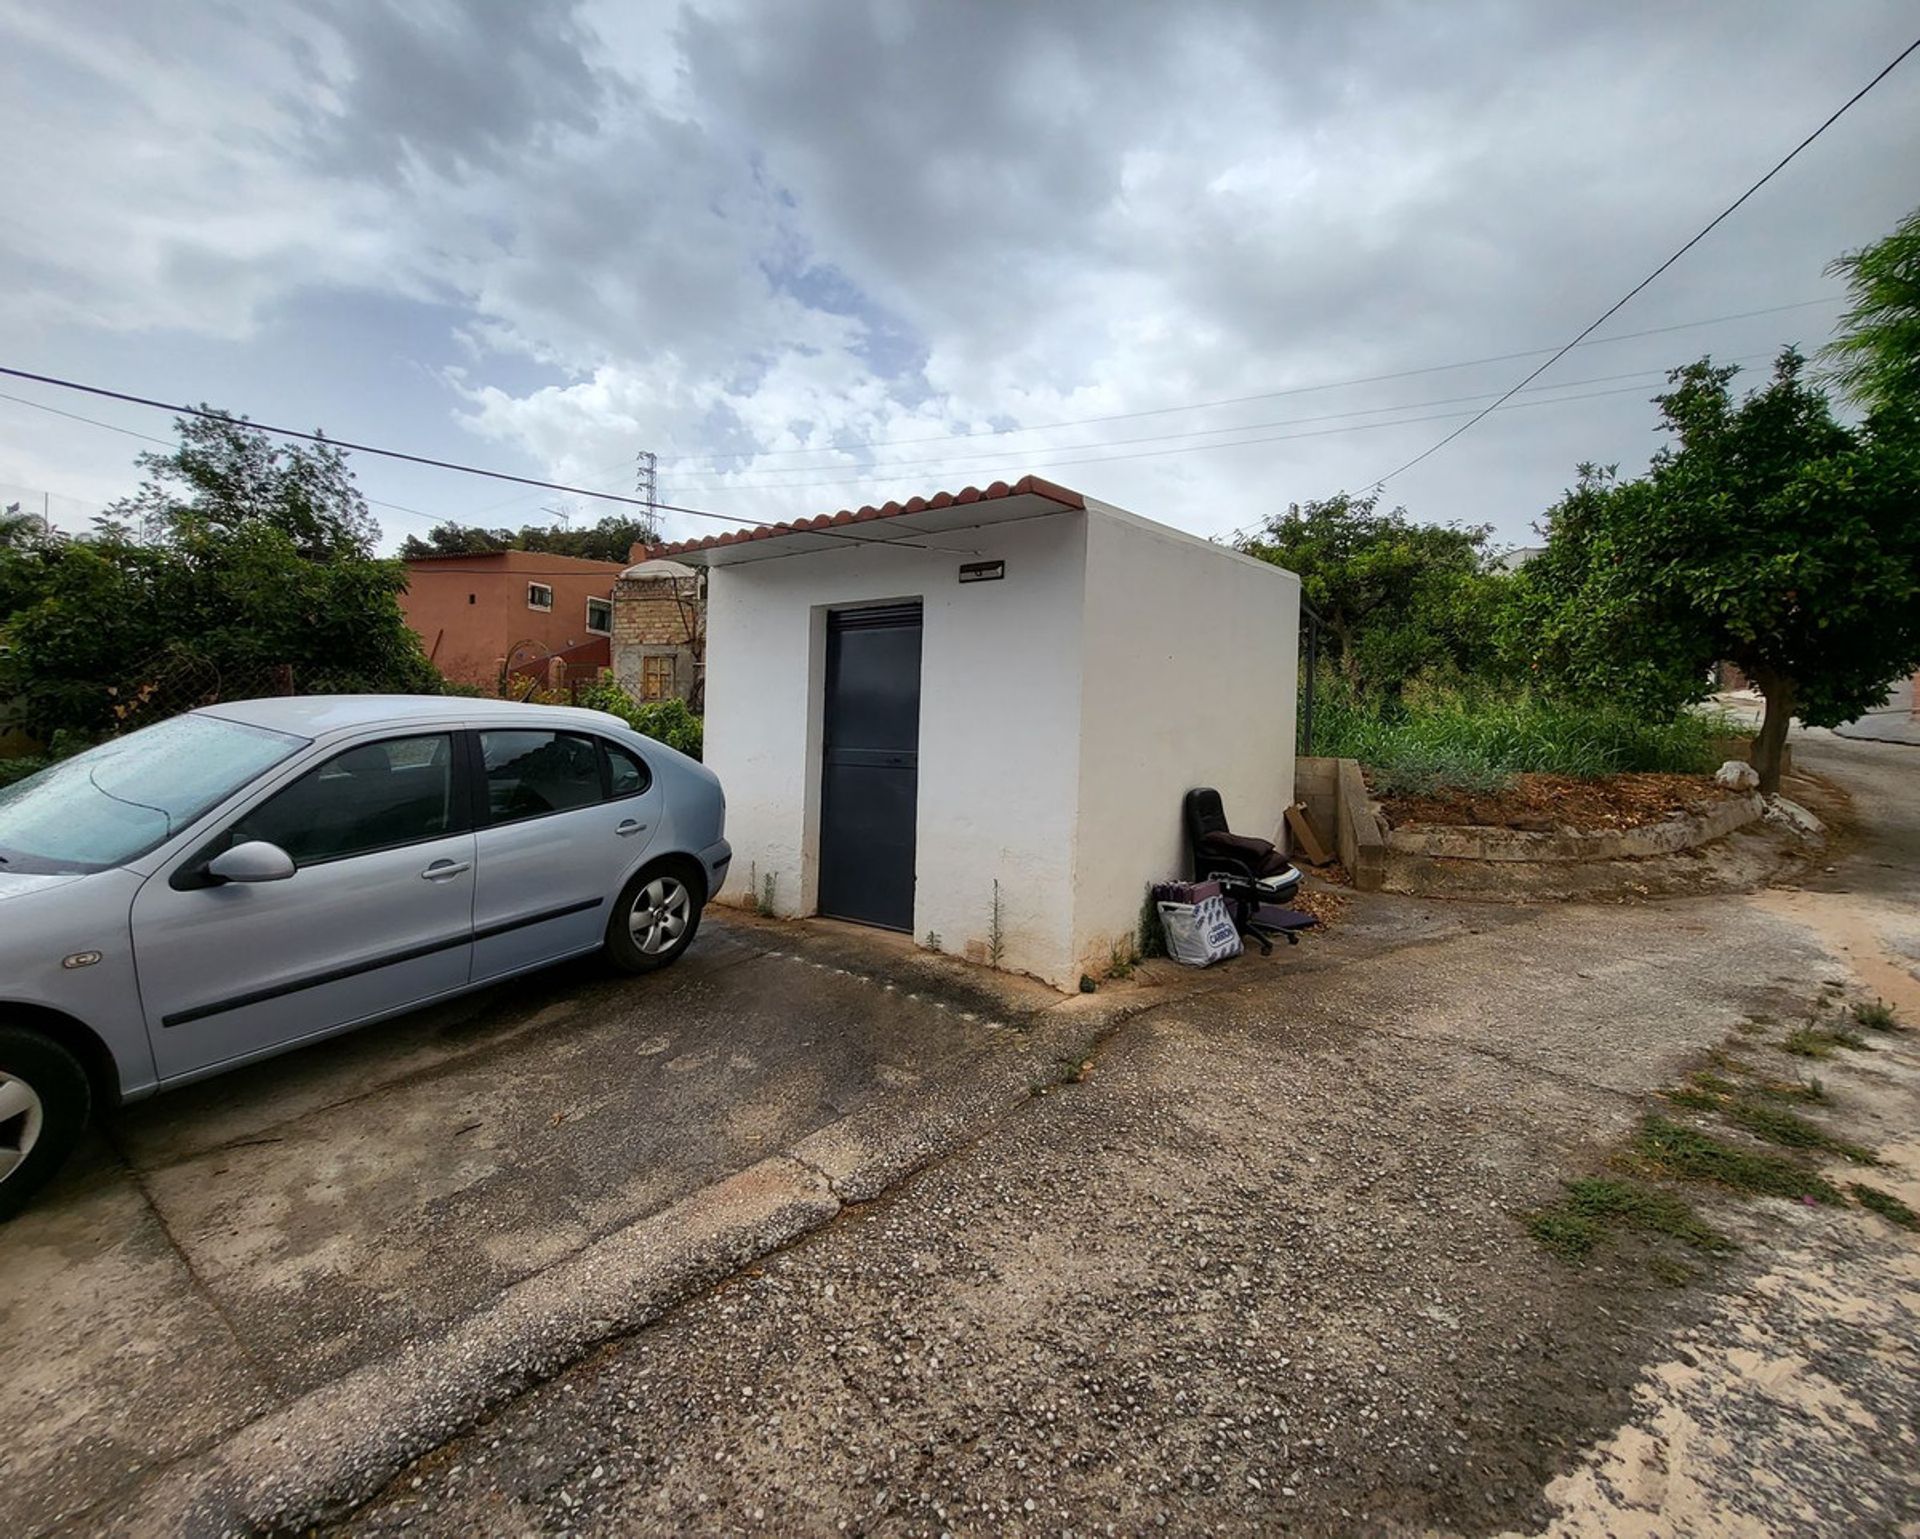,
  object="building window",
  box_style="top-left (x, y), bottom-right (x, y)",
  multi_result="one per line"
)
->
top-left (641, 654), bottom-right (677, 701)
top-left (586, 597), bottom-right (612, 635)
top-left (527, 583), bottom-right (553, 611)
